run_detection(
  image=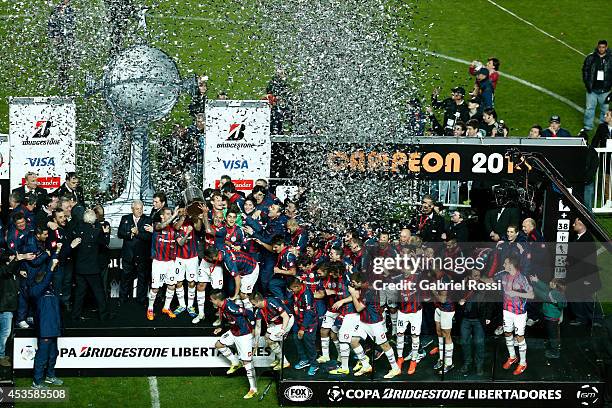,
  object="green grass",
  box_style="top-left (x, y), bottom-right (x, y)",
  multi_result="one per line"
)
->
top-left (3, 0), bottom-right (612, 406)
